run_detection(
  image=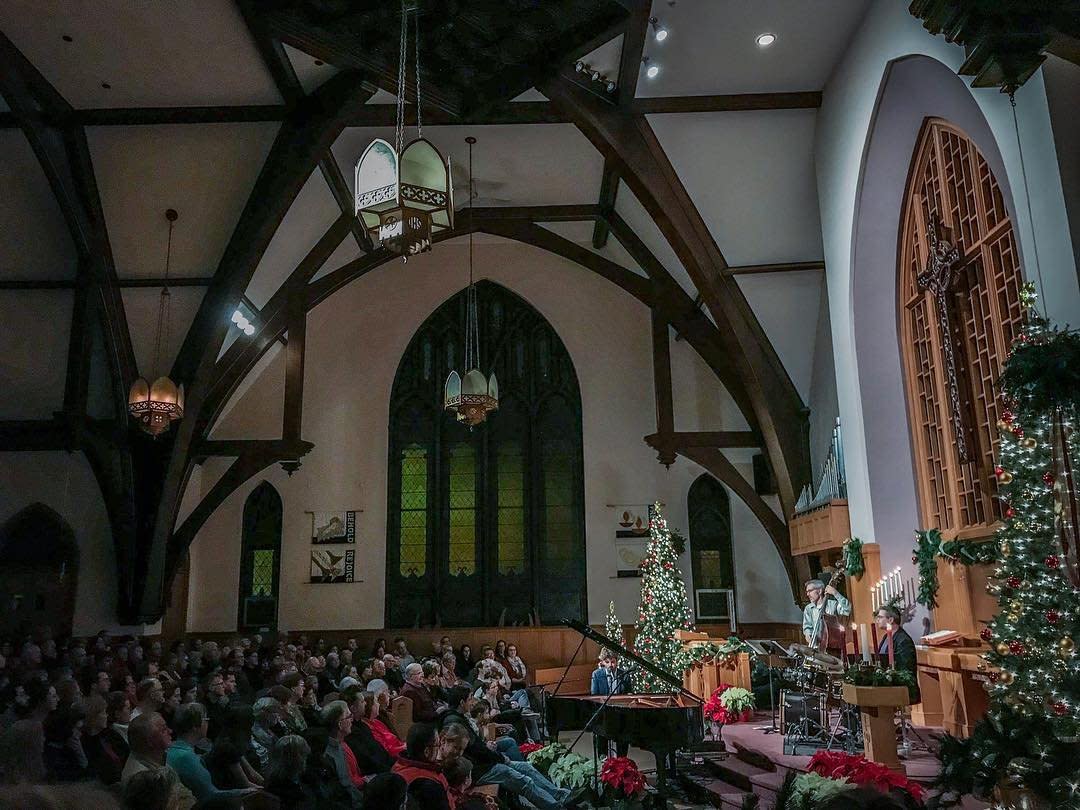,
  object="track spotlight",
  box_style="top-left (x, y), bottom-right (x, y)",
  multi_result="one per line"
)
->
top-left (650, 17), bottom-right (668, 42)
